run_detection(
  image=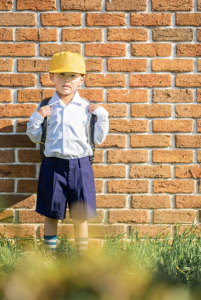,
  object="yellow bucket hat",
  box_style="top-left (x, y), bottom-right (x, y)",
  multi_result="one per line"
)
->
top-left (49, 51), bottom-right (86, 75)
